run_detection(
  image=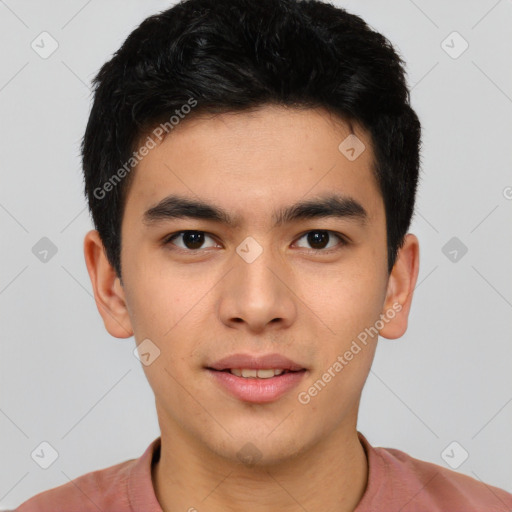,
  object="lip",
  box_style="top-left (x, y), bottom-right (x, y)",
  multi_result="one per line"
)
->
top-left (207, 368), bottom-right (307, 403)
top-left (206, 353), bottom-right (307, 404)
top-left (207, 353), bottom-right (305, 372)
